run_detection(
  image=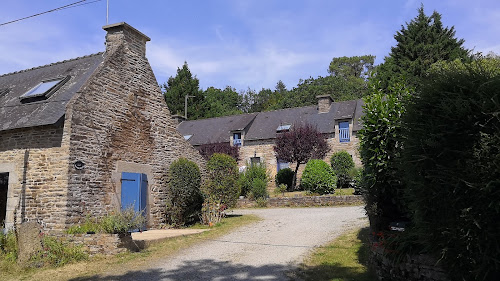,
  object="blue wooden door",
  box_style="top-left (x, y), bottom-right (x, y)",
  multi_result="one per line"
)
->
top-left (121, 172), bottom-right (147, 214)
